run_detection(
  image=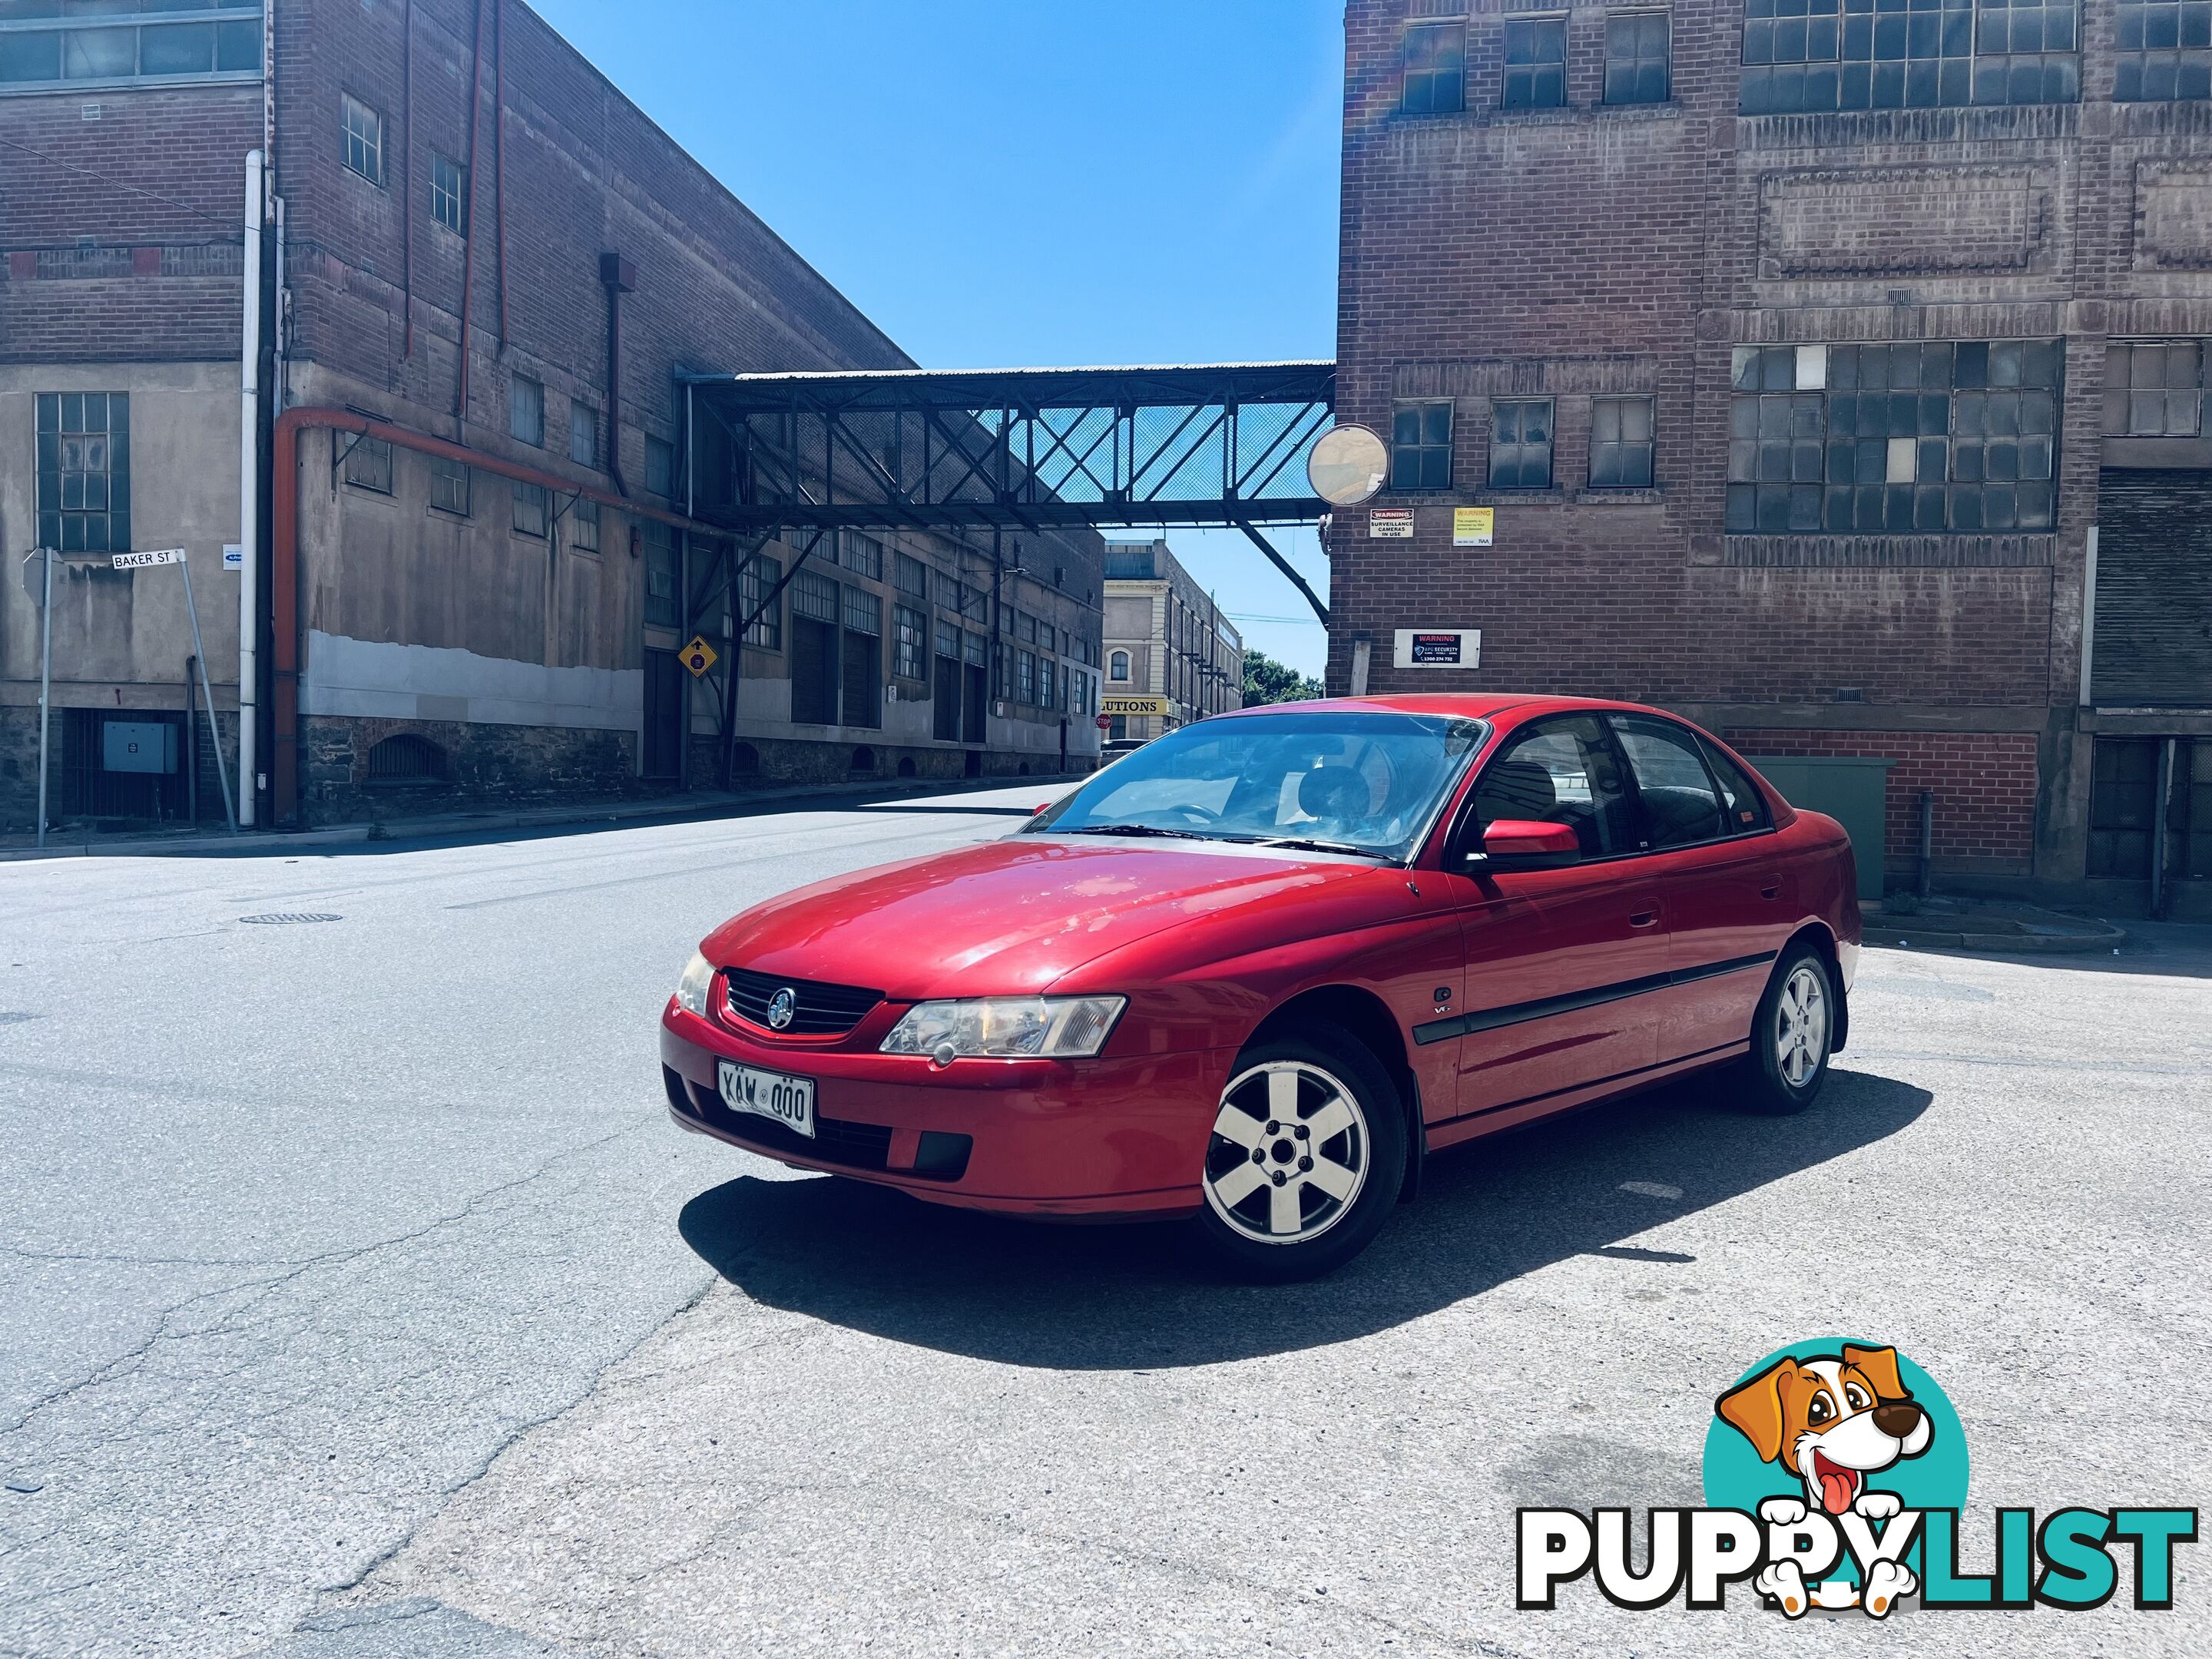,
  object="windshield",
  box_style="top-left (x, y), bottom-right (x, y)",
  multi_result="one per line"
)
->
top-left (1030, 710), bottom-right (1486, 861)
